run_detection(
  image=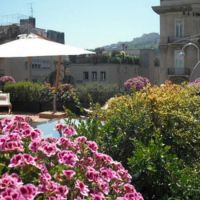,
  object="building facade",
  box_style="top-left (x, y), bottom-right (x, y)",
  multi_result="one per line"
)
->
top-left (68, 63), bottom-right (138, 87)
top-left (65, 49), bottom-right (159, 87)
top-left (153, 0), bottom-right (200, 83)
